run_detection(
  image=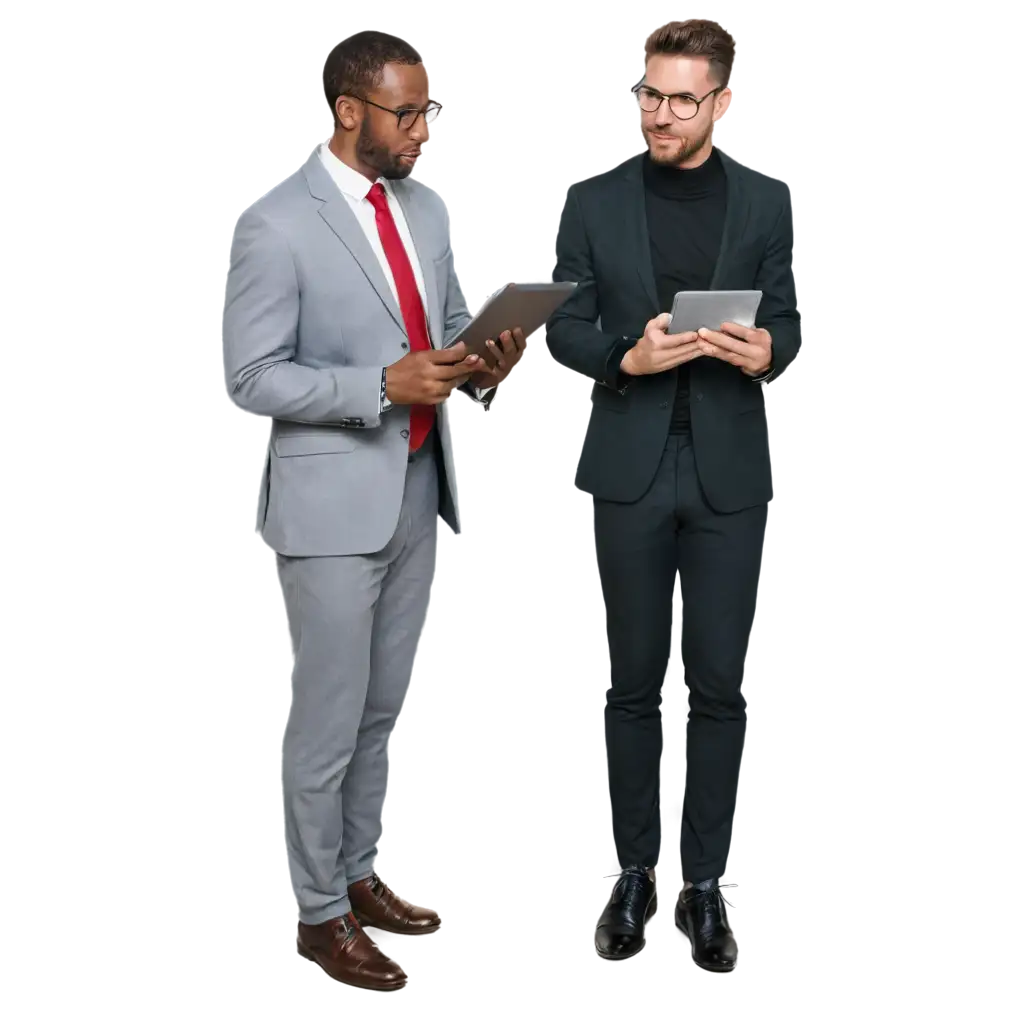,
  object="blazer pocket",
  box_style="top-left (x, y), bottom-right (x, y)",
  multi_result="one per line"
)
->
top-left (273, 430), bottom-right (356, 457)
top-left (733, 396), bottom-right (765, 416)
